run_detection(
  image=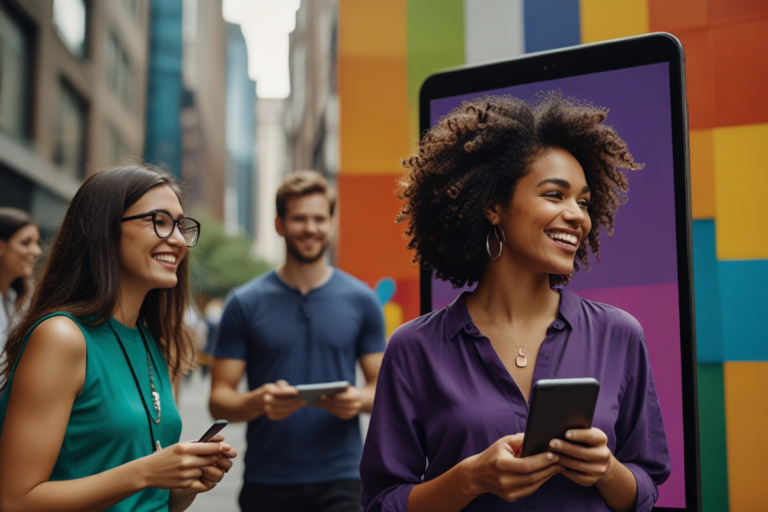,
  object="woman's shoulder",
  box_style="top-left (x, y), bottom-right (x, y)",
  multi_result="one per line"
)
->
top-left (27, 314), bottom-right (87, 354)
top-left (386, 307), bottom-right (451, 358)
top-left (566, 291), bottom-right (644, 338)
